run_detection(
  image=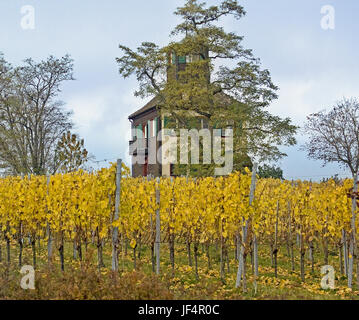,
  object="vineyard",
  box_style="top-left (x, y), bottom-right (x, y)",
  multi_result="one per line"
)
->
top-left (0, 161), bottom-right (358, 299)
